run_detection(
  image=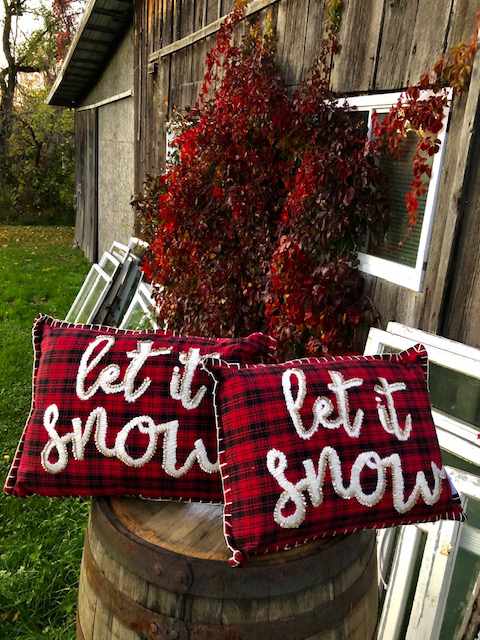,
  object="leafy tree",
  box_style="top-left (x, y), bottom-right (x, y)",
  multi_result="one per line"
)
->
top-left (1, 1), bottom-right (51, 166)
top-left (1, 83), bottom-right (75, 224)
top-left (0, 0), bottom-right (82, 223)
